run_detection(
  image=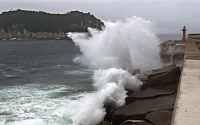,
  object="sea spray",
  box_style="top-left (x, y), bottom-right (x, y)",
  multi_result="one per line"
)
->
top-left (67, 68), bottom-right (142, 125)
top-left (67, 16), bottom-right (162, 125)
top-left (68, 16), bottom-right (162, 72)
top-left (93, 68), bottom-right (142, 108)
